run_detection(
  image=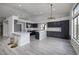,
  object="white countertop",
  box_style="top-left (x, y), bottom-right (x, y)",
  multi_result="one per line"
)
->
top-left (25, 27), bottom-right (61, 32)
top-left (12, 32), bottom-right (30, 35)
